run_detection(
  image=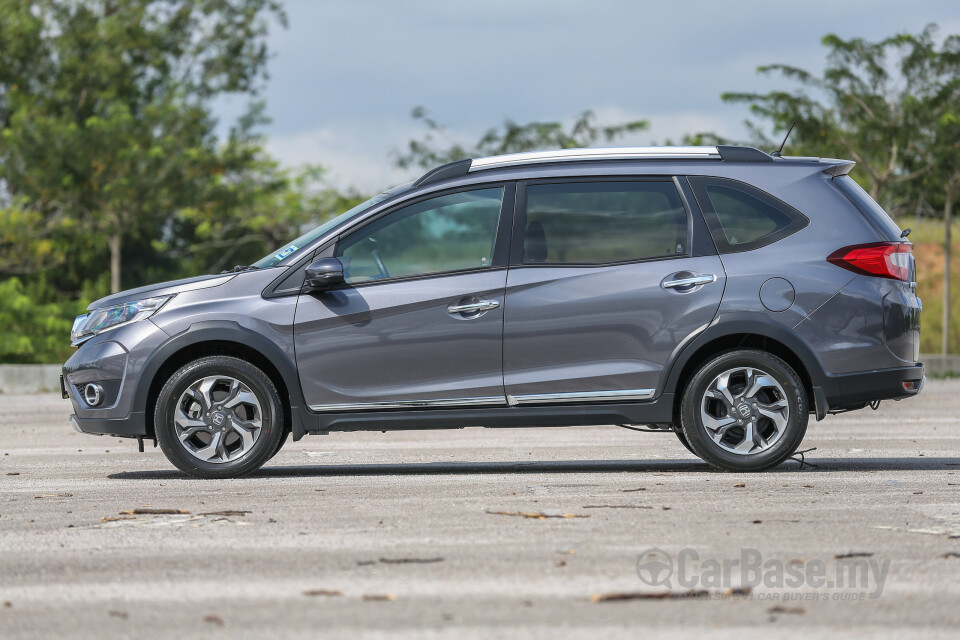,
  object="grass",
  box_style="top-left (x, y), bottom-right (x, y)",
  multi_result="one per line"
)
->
top-left (899, 216), bottom-right (960, 354)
